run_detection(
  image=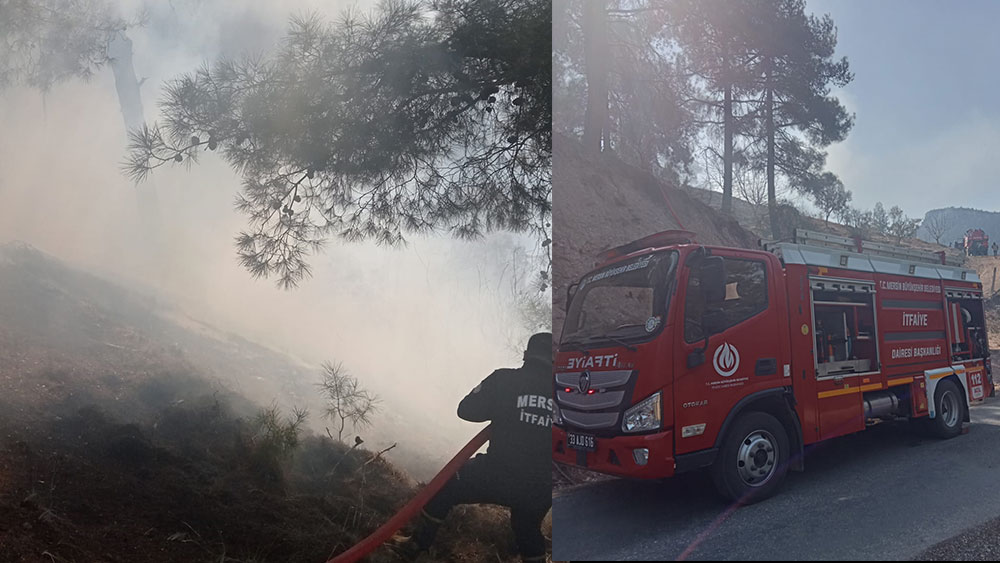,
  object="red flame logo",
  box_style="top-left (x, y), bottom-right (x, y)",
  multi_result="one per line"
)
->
top-left (713, 342), bottom-right (740, 377)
